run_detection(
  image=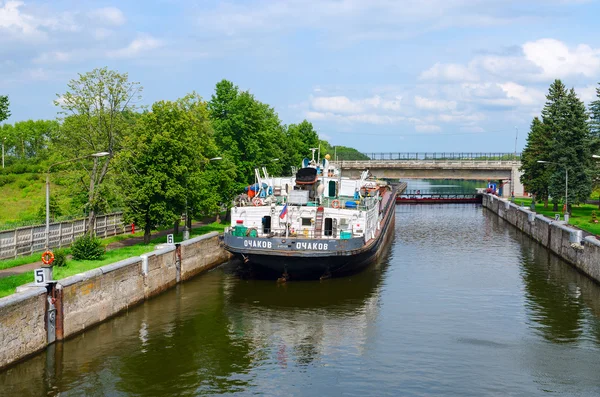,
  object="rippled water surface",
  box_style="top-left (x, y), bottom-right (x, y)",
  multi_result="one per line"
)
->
top-left (3, 204), bottom-right (600, 396)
